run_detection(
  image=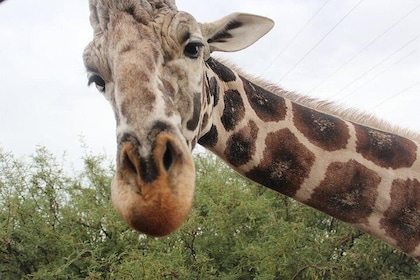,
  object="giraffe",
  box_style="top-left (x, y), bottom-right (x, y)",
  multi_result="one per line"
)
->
top-left (83, 0), bottom-right (420, 261)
